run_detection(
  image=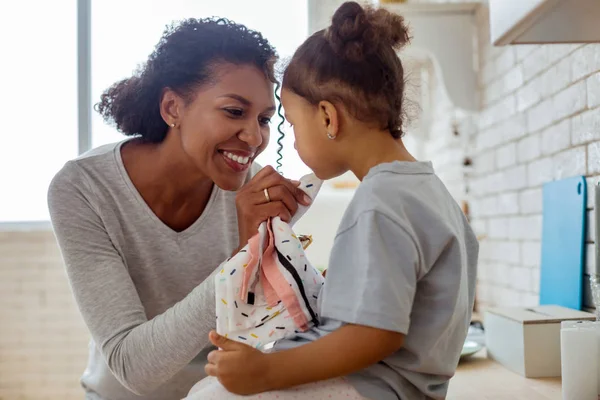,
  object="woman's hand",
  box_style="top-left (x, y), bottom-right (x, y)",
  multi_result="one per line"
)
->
top-left (205, 331), bottom-right (272, 395)
top-left (235, 166), bottom-right (311, 250)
